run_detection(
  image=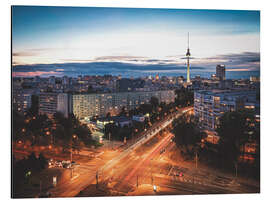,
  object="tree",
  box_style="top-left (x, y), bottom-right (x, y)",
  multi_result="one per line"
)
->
top-left (53, 112), bottom-right (66, 125)
top-left (55, 113), bottom-right (95, 147)
top-left (61, 139), bottom-right (71, 153)
top-left (119, 106), bottom-right (127, 116)
top-left (150, 96), bottom-right (159, 112)
top-left (12, 152), bottom-right (48, 198)
top-left (216, 110), bottom-right (257, 168)
top-left (138, 104), bottom-right (152, 115)
top-left (38, 153), bottom-right (48, 170)
top-left (119, 125), bottom-right (132, 141)
top-left (74, 124), bottom-right (93, 146)
top-left (106, 112), bottom-right (111, 118)
top-left (87, 85), bottom-right (96, 93)
top-left (172, 114), bottom-right (201, 157)
top-left (12, 157), bottom-right (29, 197)
top-left (27, 95), bottom-right (39, 116)
top-left (175, 88), bottom-right (194, 107)
top-left (105, 123), bottom-right (121, 140)
top-left (27, 152), bottom-right (40, 172)
top-left (12, 110), bottom-right (25, 140)
top-left (27, 114), bottom-right (51, 135)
